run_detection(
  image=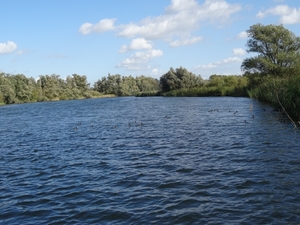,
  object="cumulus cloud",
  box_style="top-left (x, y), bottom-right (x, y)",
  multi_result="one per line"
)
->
top-left (257, 5), bottom-right (300, 24)
top-left (80, 0), bottom-right (241, 45)
top-left (197, 63), bottom-right (218, 69)
top-left (194, 56), bottom-right (243, 79)
top-left (119, 38), bottom-right (153, 53)
top-left (195, 56), bottom-right (242, 70)
top-left (118, 0), bottom-right (241, 41)
top-left (232, 48), bottom-right (245, 56)
top-left (79, 0), bottom-right (242, 73)
top-left (166, 0), bottom-right (198, 13)
top-left (117, 49), bottom-right (163, 70)
top-left (222, 56), bottom-right (242, 63)
top-left (237, 31), bottom-right (248, 39)
top-left (79, 18), bottom-right (116, 34)
top-left (169, 36), bottom-right (203, 47)
top-left (0, 41), bottom-right (17, 54)
top-left (151, 68), bottom-right (159, 75)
